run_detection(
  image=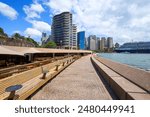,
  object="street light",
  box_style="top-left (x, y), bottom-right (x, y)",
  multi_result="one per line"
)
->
top-left (60, 40), bottom-right (62, 49)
